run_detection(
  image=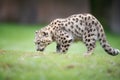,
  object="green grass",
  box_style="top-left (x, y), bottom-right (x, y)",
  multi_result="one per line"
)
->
top-left (0, 23), bottom-right (120, 80)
